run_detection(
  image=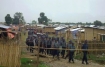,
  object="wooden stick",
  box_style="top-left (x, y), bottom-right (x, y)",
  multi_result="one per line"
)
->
top-left (36, 37), bottom-right (40, 67)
